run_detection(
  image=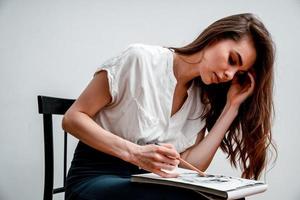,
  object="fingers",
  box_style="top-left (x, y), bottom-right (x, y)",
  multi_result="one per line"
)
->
top-left (137, 154), bottom-right (178, 176)
top-left (155, 143), bottom-right (180, 158)
top-left (134, 143), bottom-right (180, 177)
top-left (248, 68), bottom-right (256, 79)
top-left (245, 72), bottom-right (255, 94)
top-left (151, 153), bottom-right (179, 166)
top-left (248, 72), bottom-right (255, 87)
top-left (138, 160), bottom-right (177, 171)
top-left (238, 72), bottom-right (254, 93)
top-left (151, 145), bottom-right (180, 167)
top-left (159, 143), bottom-right (174, 148)
top-left (151, 144), bottom-right (180, 173)
top-left (151, 161), bottom-right (178, 171)
top-left (152, 168), bottom-right (179, 178)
